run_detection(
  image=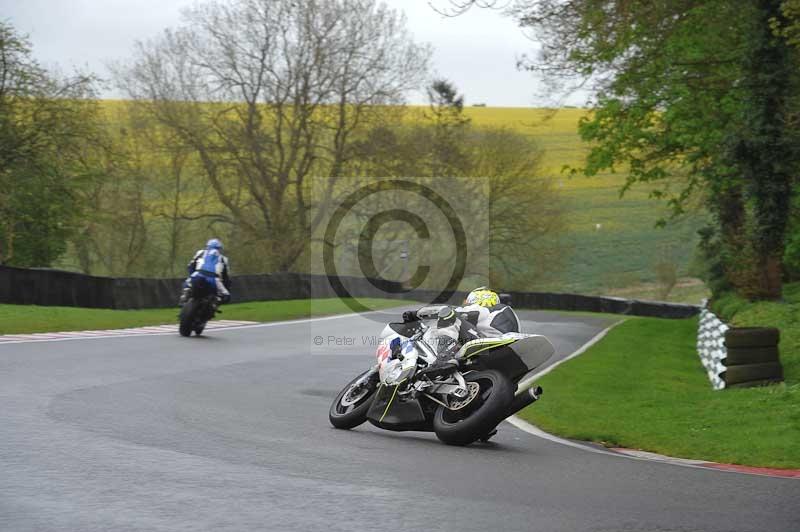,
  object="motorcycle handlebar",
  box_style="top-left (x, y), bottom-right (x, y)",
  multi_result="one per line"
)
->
top-left (413, 305), bottom-right (451, 320)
